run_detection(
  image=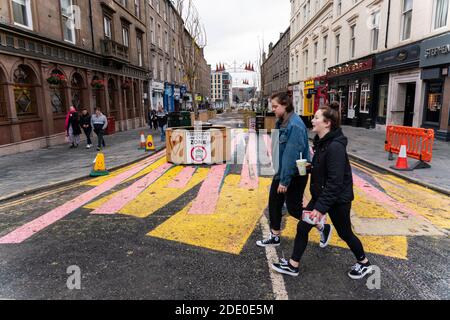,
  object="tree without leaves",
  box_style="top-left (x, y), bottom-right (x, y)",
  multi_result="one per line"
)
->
top-left (174, 0), bottom-right (207, 118)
